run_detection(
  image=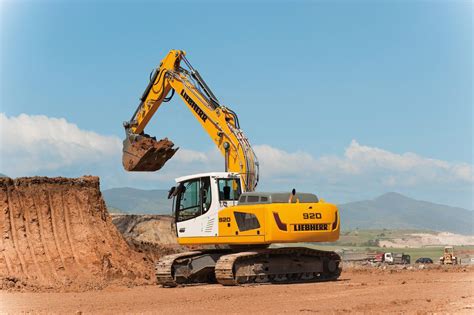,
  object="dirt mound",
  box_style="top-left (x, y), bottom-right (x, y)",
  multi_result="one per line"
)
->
top-left (0, 176), bottom-right (155, 291)
top-left (111, 214), bottom-right (182, 261)
top-left (112, 214), bottom-right (178, 245)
